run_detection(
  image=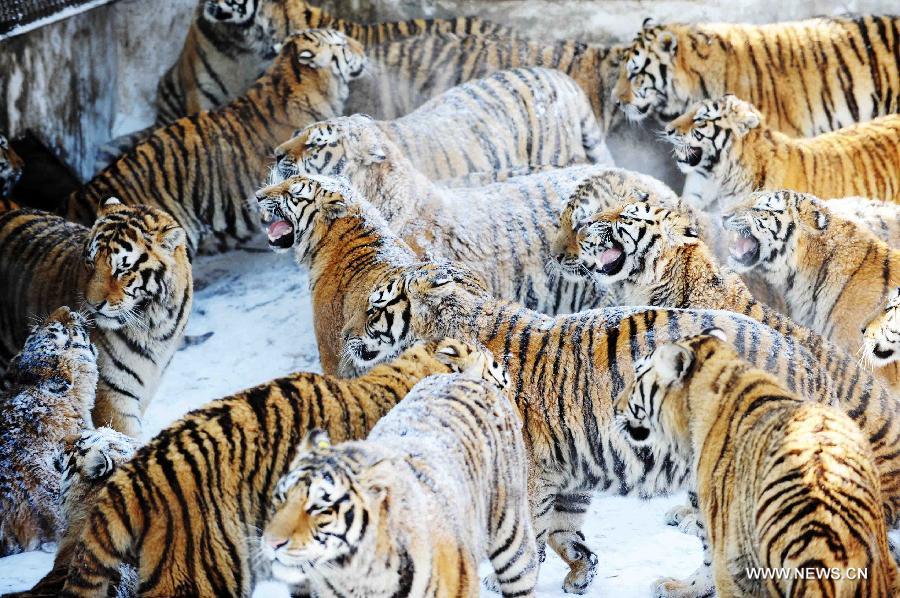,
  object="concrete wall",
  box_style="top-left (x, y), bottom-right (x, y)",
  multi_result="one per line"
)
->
top-left (1, 0), bottom-right (897, 182)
